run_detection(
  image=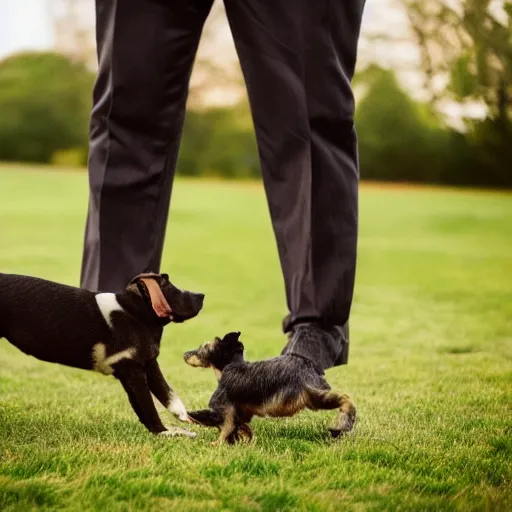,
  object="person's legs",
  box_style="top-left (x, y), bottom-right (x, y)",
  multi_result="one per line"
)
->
top-left (224, 1), bottom-right (365, 368)
top-left (81, 0), bottom-right (213, 293)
